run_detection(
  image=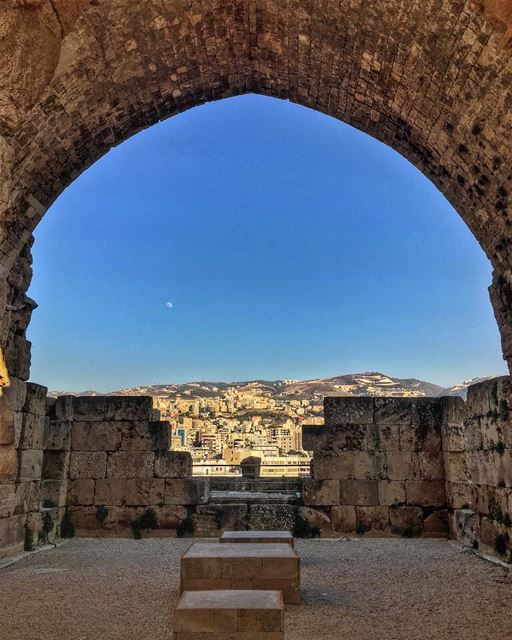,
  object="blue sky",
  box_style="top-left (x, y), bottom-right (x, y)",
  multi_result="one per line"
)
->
top-left (27, 94), bottom-right (507, 391)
